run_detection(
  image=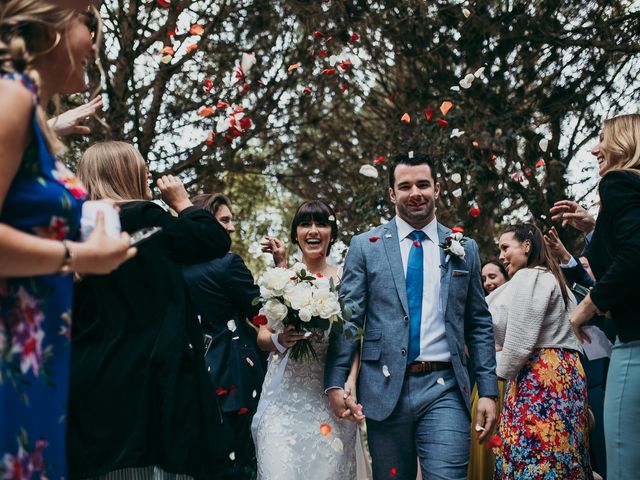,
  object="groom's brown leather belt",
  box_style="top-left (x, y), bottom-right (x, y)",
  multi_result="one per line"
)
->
top-left (406, 361), bottom-right (453, 375)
